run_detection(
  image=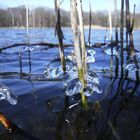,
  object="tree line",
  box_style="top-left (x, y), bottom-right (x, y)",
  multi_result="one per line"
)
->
top-left (0, 6), bottom-right (140, 28)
